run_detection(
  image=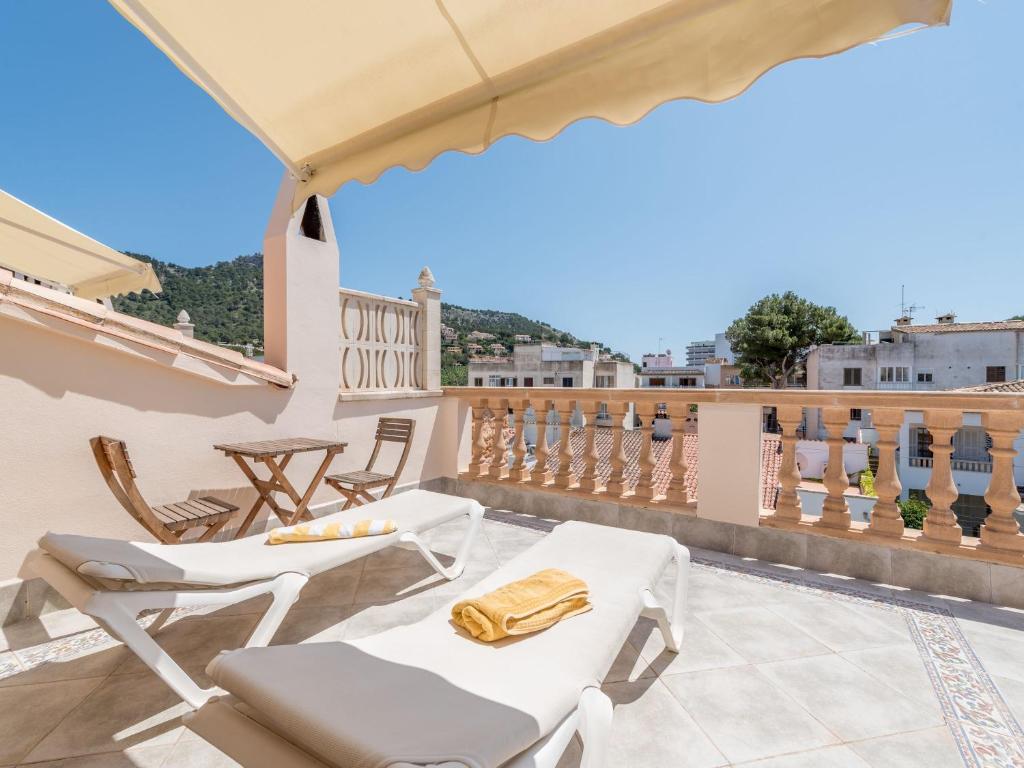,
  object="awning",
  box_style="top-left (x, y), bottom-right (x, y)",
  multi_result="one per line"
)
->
top-left (0, 189), bottom-right (161, 299)
top-left (110, 0), bottom-right (952, 211)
